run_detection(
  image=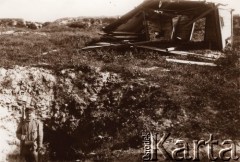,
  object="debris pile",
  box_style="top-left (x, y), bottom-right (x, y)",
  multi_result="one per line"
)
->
top-left (83, 0), bottom-right (234, 66)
